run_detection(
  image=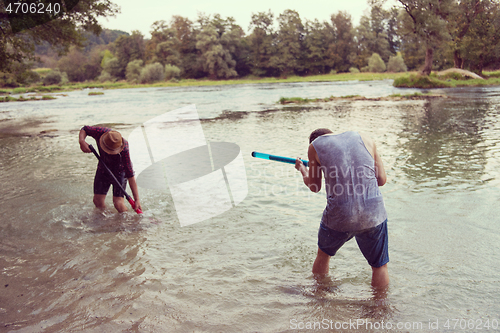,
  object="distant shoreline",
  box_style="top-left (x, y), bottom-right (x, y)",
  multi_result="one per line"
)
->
top-left (2, 70), bottom-right (500, 102)
top-left (1, 72), bottom-right (409, 96)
